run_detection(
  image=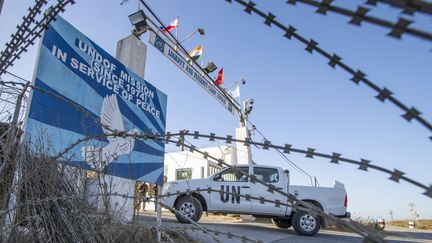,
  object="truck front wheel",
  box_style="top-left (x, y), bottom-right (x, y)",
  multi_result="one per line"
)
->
top-left (174, 196), bottom-right (203, 223)
top-left (271, 218), bottom-right (292, 229)
top-left (292, 211), bottom-right (321, 236)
